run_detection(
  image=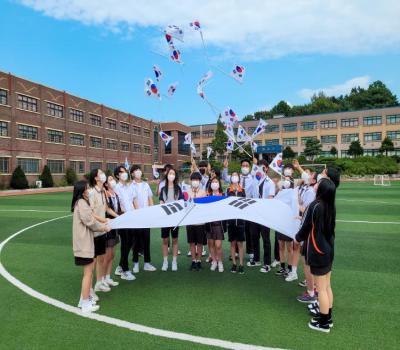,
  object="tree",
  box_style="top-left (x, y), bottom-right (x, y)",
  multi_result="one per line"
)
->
top-left (39, 165), bottom-right (54, 188)
top-left (270, 100), bottom-right (291, 116)
top-left (330, 146), bottom-right (338, 157)
top-left (348, 140), bottom-right (364, 158)
top-left (379, 136), bottom-right (394, 156)
top-left (211, 118), bottom-right (228, 157)
top-left (283, 146), bottom-right (295, 159)
top-left (65, 167), bottom-right (78, 185)
top-left (10, 166), bottom-right (29, 189)
top-left (303, 138), bottom-right (322, 160)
